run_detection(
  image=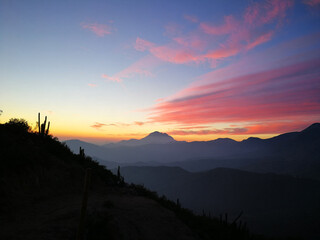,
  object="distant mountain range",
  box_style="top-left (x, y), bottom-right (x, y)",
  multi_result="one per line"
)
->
top-left (65, 123), bottom-right (320, 180)
top-left (118, 166), bottom-right (320, 238)
top-left (63, 123), bottom-right (320, 239)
